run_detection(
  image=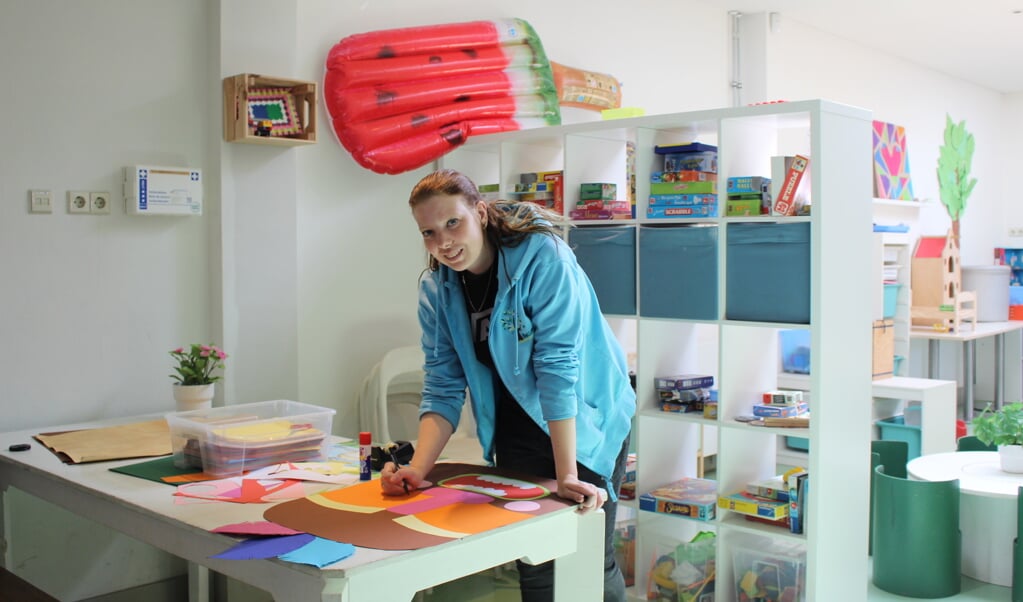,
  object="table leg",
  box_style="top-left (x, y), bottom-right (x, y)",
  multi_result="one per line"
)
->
top-left (553, 508), bottom-right (603, 601)
top-left (996, 333), bottom-right (1005, 411)
top-left (964, 340), bottom-right (976, 422)
top-left (928, 339), bottom-right (940, 379)
top-left (188, 562), bottom-right (210, 602)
